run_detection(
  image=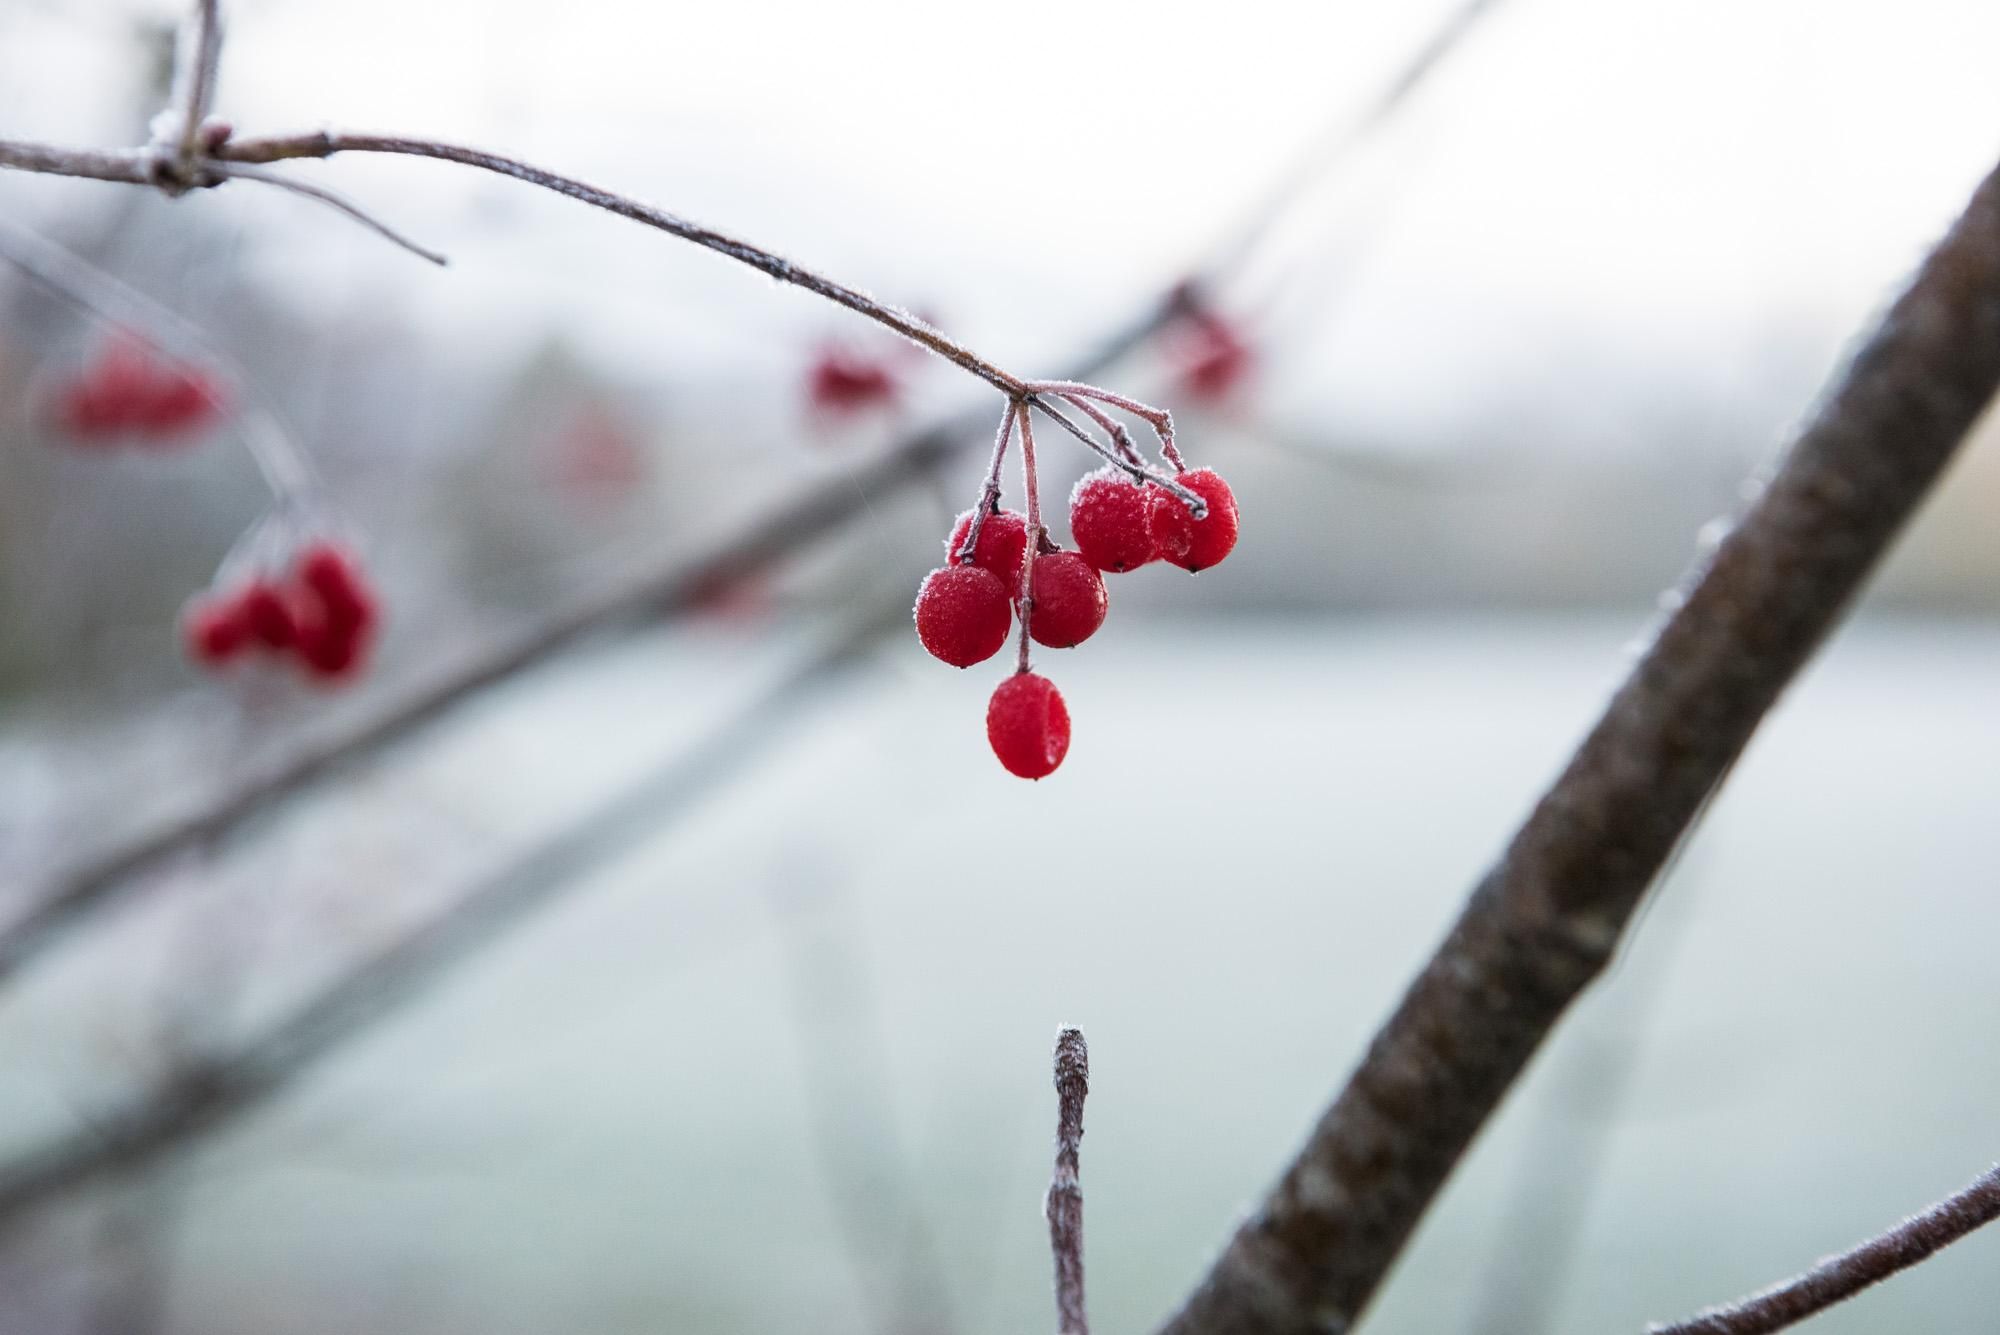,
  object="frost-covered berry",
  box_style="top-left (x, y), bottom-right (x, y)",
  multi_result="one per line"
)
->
top-left (1068, 470), bottom-right (1157, 572)
top-left (183, 597), bottom-right (247, 666)
top-left (1027, 552), bottom-right (1107, 649)
top-left (987, 672), bottom-right (1070, 779)
top-left (945, 508), bottom-right (1029, 589)
top-left (914, 564), bottom-right (1012, 667)
top-left (1151, 469), bottom-right (1239, 573)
